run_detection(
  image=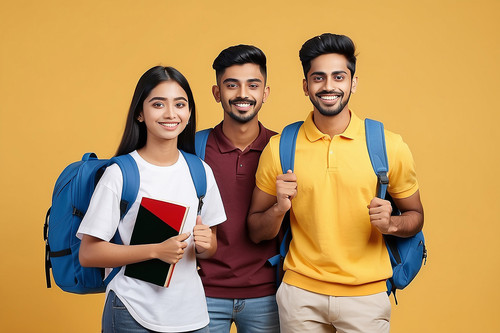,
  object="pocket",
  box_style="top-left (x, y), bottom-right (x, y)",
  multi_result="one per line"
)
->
top-left (110, 290), bottom-right (127, 310)
top-left (377, 292), bottom-right (392, 321)
top-left (276, 282), bottom-right (287, 309)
